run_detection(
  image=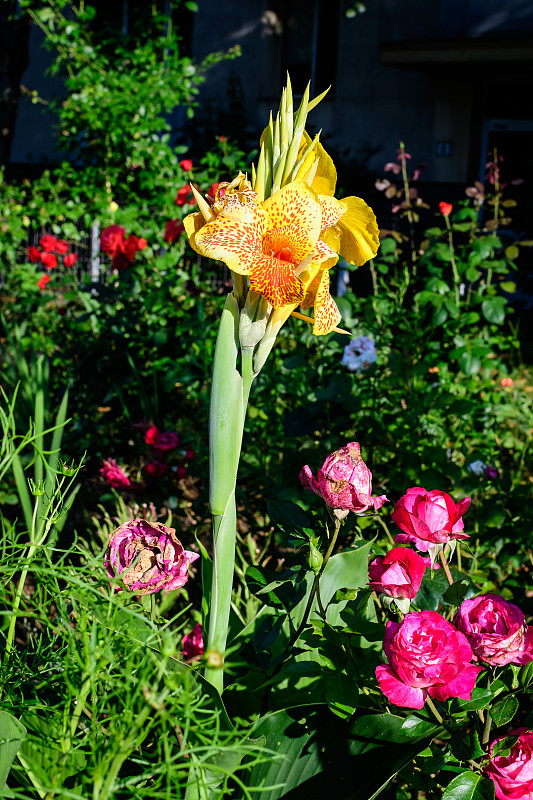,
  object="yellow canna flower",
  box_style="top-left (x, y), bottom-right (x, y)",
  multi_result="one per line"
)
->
top-left (297, 134), bottom-right (380, 266)
top-left (184, 176), bottom-right (342, 333)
